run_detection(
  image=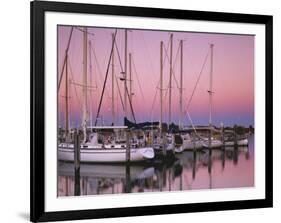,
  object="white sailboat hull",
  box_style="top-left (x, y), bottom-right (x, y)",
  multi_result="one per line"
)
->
top-left (202, 139), bottom-right (223, 148)
top-left (225, 138), bottom-right (248, 146)
top-left (58, 146), bottom-right (155, 163)
top-left (174, 141), bottom-right (203, 153)
top-left (182, 140), bottom-right (204, 150)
